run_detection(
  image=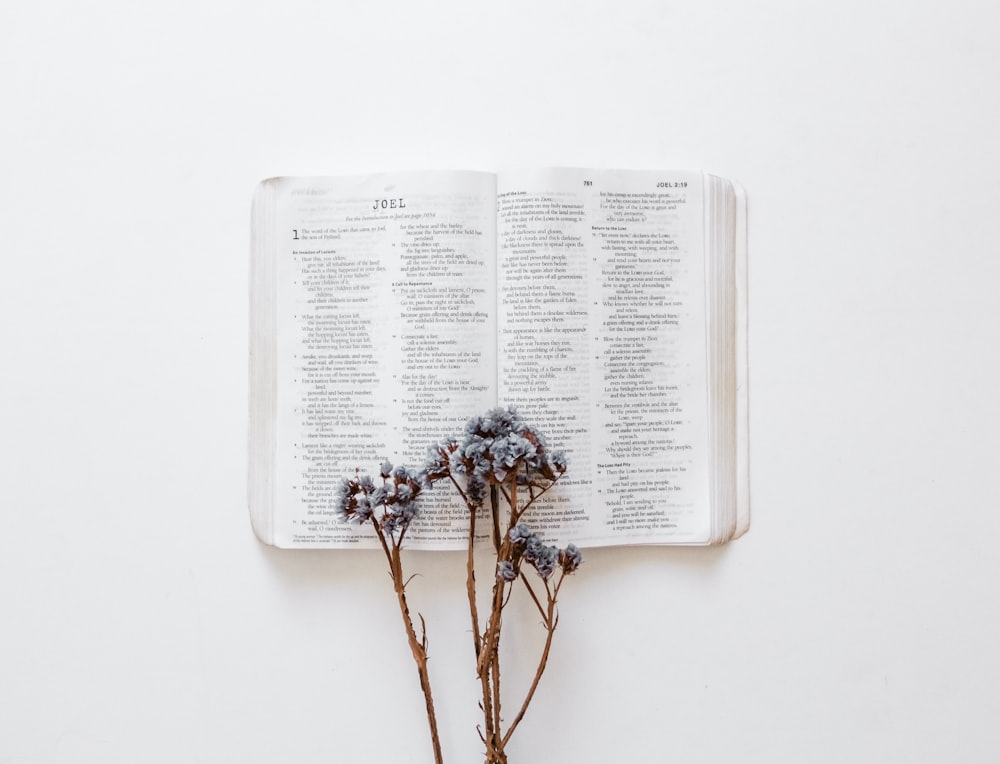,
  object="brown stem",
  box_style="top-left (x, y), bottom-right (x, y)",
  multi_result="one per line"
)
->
top-left (477, 546), bottom-right (513, 676)
top-left (478, 483), bottom-right (513, 763)
top-left (467, 493), bottom-right (498, 758)
top-left (512, 477), bottom-right (558, 524)
top-left (466, 502), bottom-right (482, 659)
top-left (382, 533), bottom-right (444, 764)
top-left (490, 484), bottom-right (502, 552)
top-left (448, 473), bottom-right (470, 505)
top-left (492, 645), bottom-right (503, 742)
top-left (518, 570), bottom-right (548, 622)
top-left (477, 575), bottom-right (506, 760)
top-left (477, 476), bottom-right (570, 764)
top-left (500, 573), bottom-right (564, 748)
top-left (508, 480), bottom-right (517, 534)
